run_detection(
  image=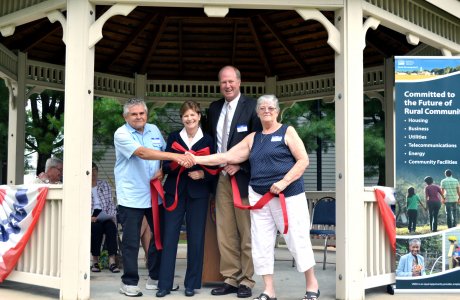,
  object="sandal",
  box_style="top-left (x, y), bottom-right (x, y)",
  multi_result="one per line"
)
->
top-left (254, 293), bottom-right (277, 300)
top-left (91, 262), bottom-right (101, 272)
top-left (302, 290), bottom-right (320, 300)
top-left (109, 263), bottom-right (120, 273)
